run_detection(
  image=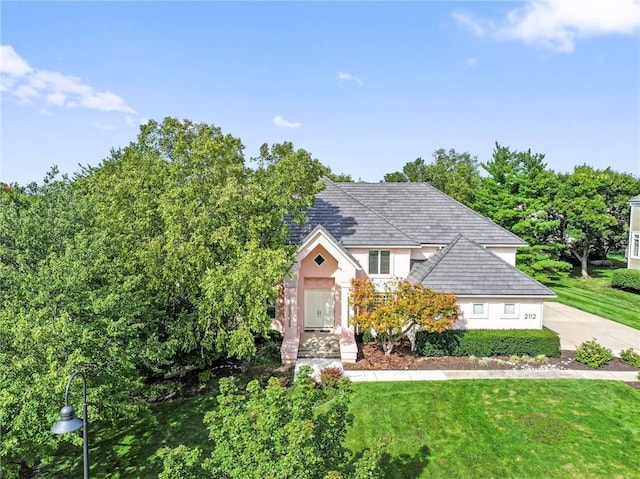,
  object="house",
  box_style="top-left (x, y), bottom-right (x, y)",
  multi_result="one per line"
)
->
top-left (629, 194), bottom-right (640, 270)
top-left (274, 179), bottom-right (555, 364)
